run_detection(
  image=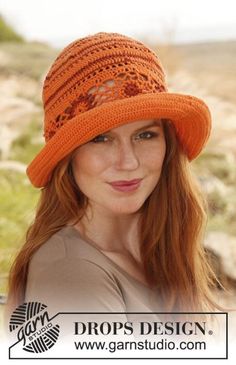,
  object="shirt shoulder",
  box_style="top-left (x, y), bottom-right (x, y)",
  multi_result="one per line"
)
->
top-left (26, 256), bottom-right (125, 310)
top-left (29, 225), bottom-right (110, 267)
top-left (26, 226), bottom-right (126, 313)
